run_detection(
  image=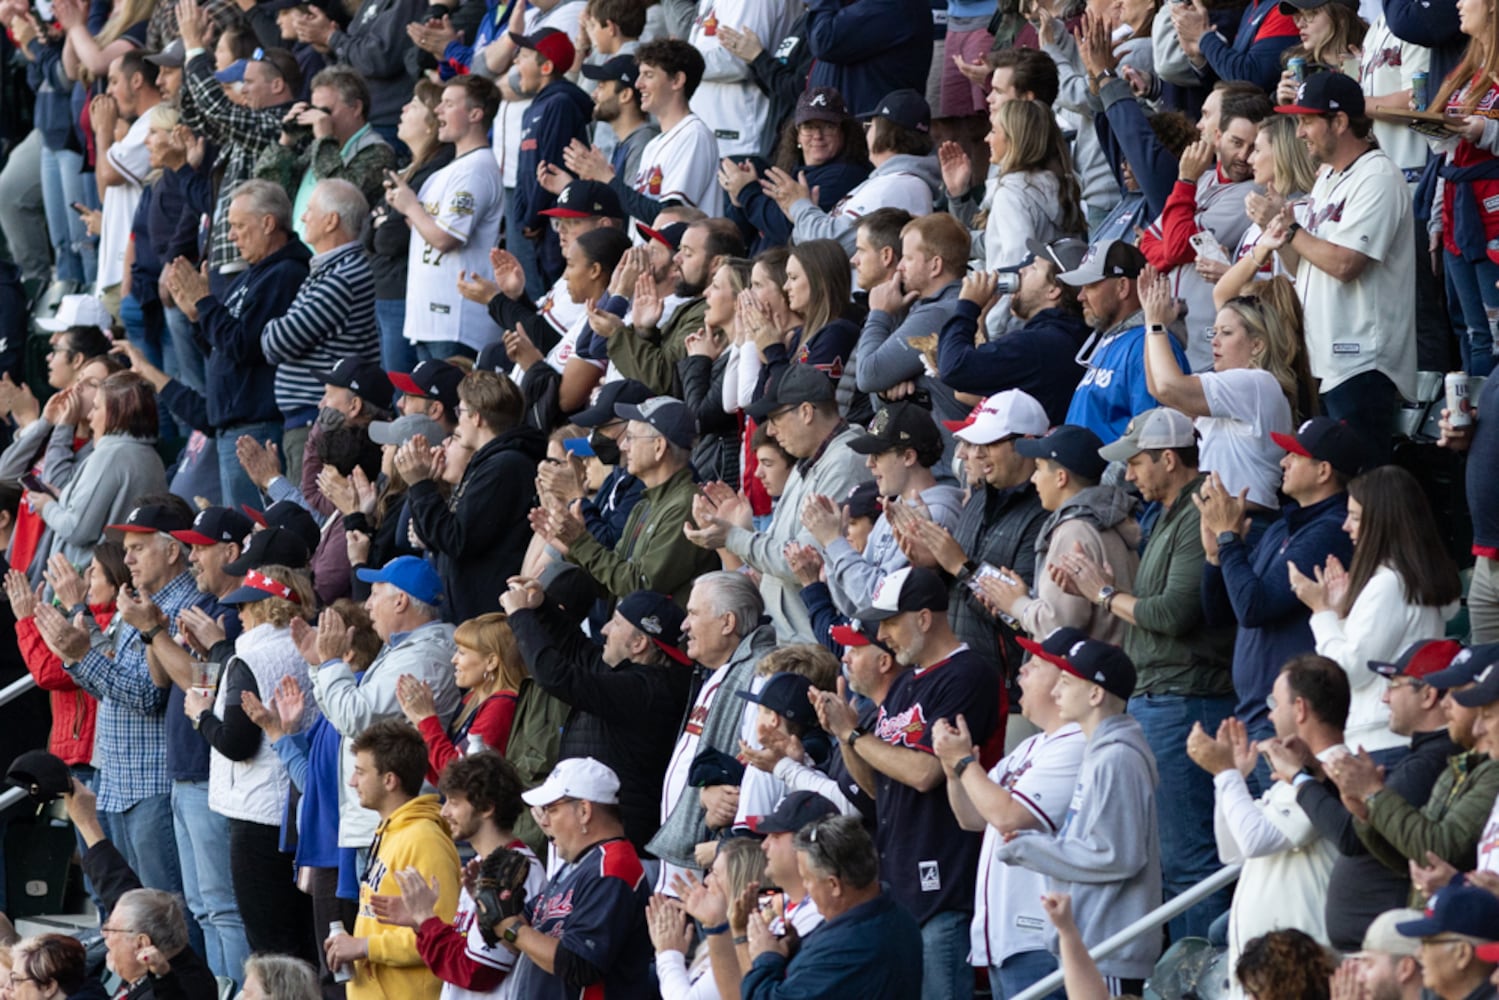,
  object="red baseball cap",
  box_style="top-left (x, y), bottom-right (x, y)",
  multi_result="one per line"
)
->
top-left (510, 27), bottom-right (574, 72)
